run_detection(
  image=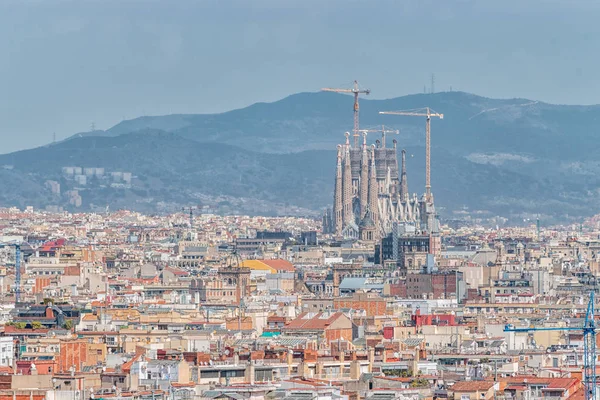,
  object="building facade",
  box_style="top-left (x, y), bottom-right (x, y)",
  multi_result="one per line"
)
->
top-left (331, 133), bottom-right (439, 240)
